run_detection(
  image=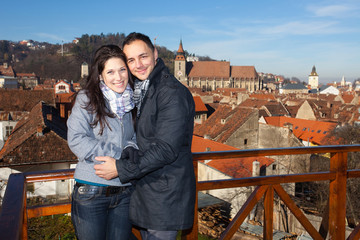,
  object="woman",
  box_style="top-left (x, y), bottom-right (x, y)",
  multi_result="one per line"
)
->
top-left (67, 45), bottom-right (136, 240)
